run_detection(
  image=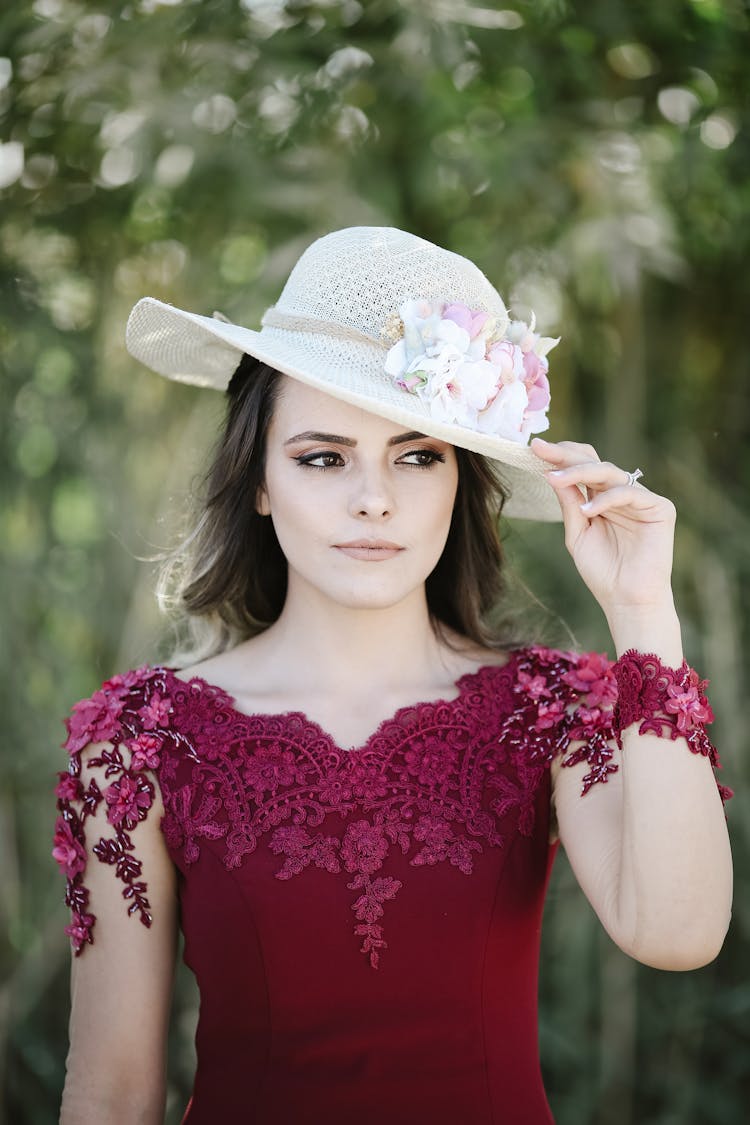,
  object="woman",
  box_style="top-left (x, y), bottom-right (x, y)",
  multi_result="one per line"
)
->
top-left (54, 227), bottom-right (733, 1124)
